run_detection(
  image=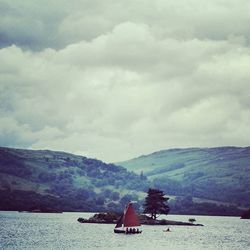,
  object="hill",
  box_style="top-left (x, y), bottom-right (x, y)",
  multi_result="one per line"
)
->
top-left (0, 147), bottom-right (149, 212)
top-left (0, 146), bottom-right (247, 216)
top-left (117, 147), bottom-right (250, 207)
